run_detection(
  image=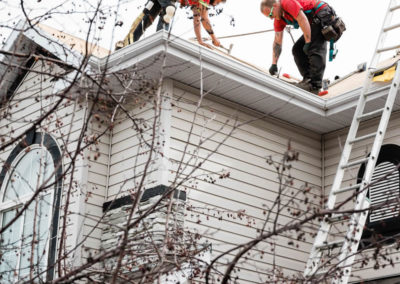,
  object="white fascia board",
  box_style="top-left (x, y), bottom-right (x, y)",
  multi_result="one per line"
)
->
top-left (167, 46), bottom-right (326, 116)
top-left (101, 31), bottom-right (395, 124)
top-left (98, 31), bottom-right (167, 69)
top-left (104, 31), bottom-right (326, 116)
top-left (165, 32), bottom-right (327, 113)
